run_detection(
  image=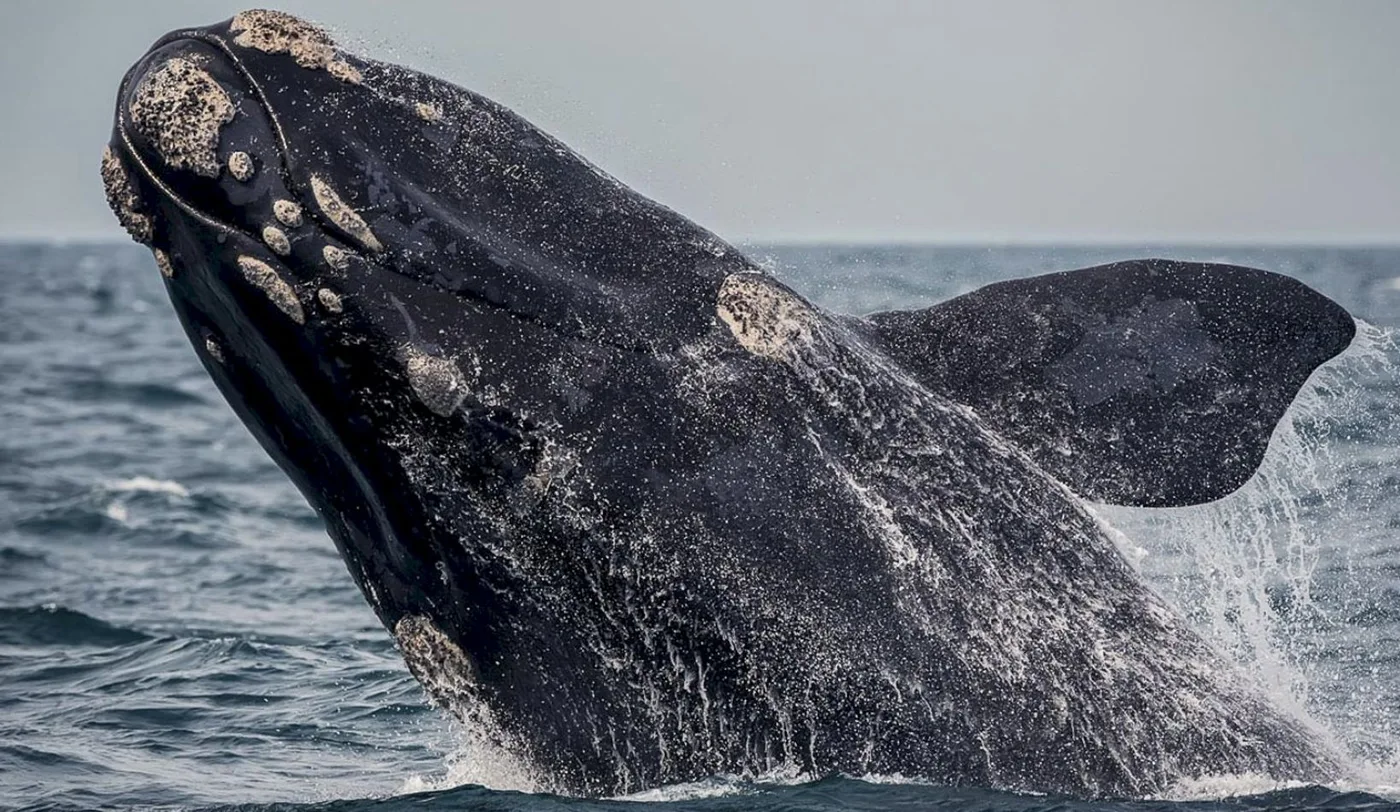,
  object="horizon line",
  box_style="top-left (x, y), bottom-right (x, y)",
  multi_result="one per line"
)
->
top-left (4, 231), bottom-right (1400, 248)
